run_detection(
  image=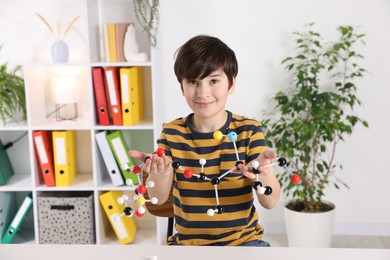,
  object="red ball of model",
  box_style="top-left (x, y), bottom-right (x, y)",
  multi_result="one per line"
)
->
top-left (137, 184), bottom-right (147, 194)
top-left (156, 148), bottom-right (165, 157)
top-left (184, 168), bottom-right (193, 178)
top-left (132, 165), bottom-right (141, 174)
top-left (291, 174), bottom-right (301, 184)
top-left (135, 209), bottom-right (145, 217)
